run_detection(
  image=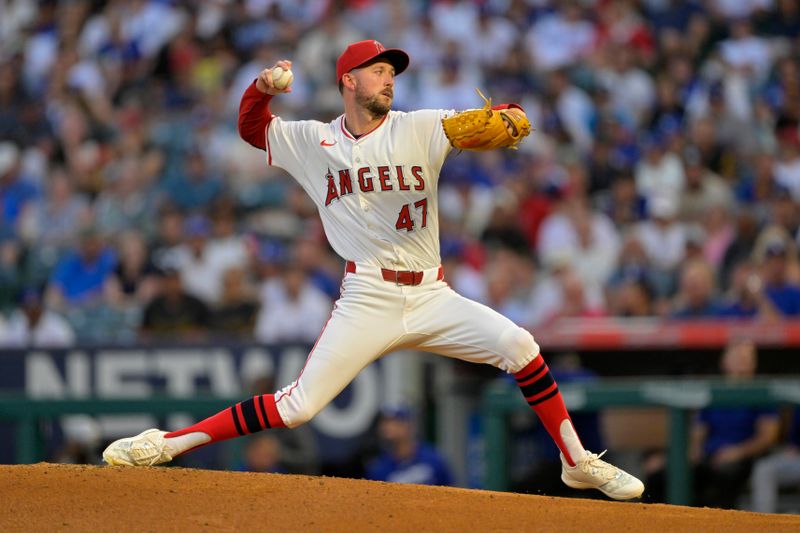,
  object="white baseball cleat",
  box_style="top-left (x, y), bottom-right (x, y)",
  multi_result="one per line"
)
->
top-left (561, 450), bottom-right (645, 500)
top-left (103, 429), bottom-right (173, 467)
